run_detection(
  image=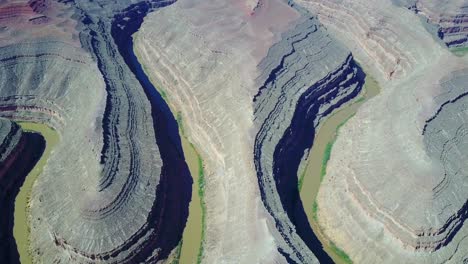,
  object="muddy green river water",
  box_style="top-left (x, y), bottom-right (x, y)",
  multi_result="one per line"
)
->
top-left (299, 74), bottom-right (380, 264)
